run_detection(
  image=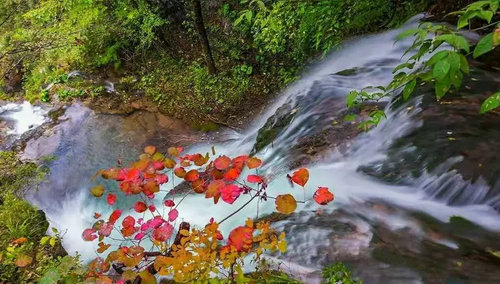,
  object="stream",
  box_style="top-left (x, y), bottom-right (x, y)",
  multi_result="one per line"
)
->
top-left (1, 16), bottom-right (500, 283)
